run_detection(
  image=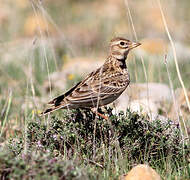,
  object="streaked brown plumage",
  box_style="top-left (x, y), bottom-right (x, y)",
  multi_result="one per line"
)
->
top-left (42, 37), bottom-right (141, 115)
